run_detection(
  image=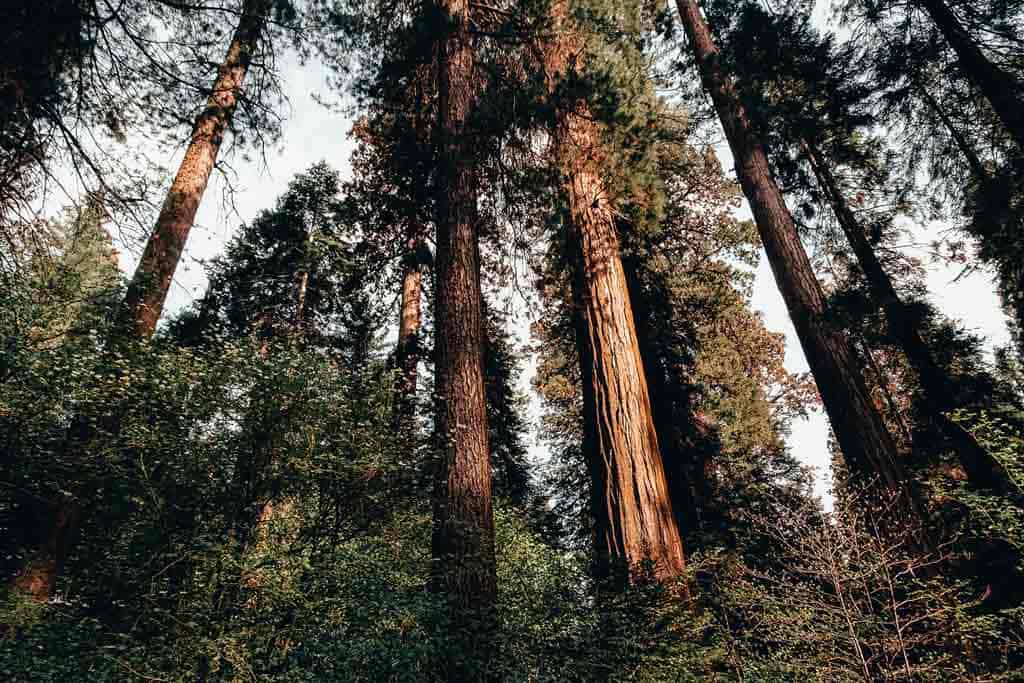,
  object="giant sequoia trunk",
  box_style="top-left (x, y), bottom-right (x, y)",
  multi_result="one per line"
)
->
top-left (917, 0), bottom-right (1024, 152)
top-left (559, 117), bottom-right (687, 584)
top-left (544, 6), bottom-right (686, 585)
top-left (119, 0), bottom-right (268, 338)
top-left (428, 0), bottom-right (497, 661)
top-left (802, 141), bottom-right (1009, 492)
top-left (392, 233), bottom-right (428, 432)
top-left (622, 257), bottom-right (712, 543)
top-left (676, 0), bottom-right (916, 512)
